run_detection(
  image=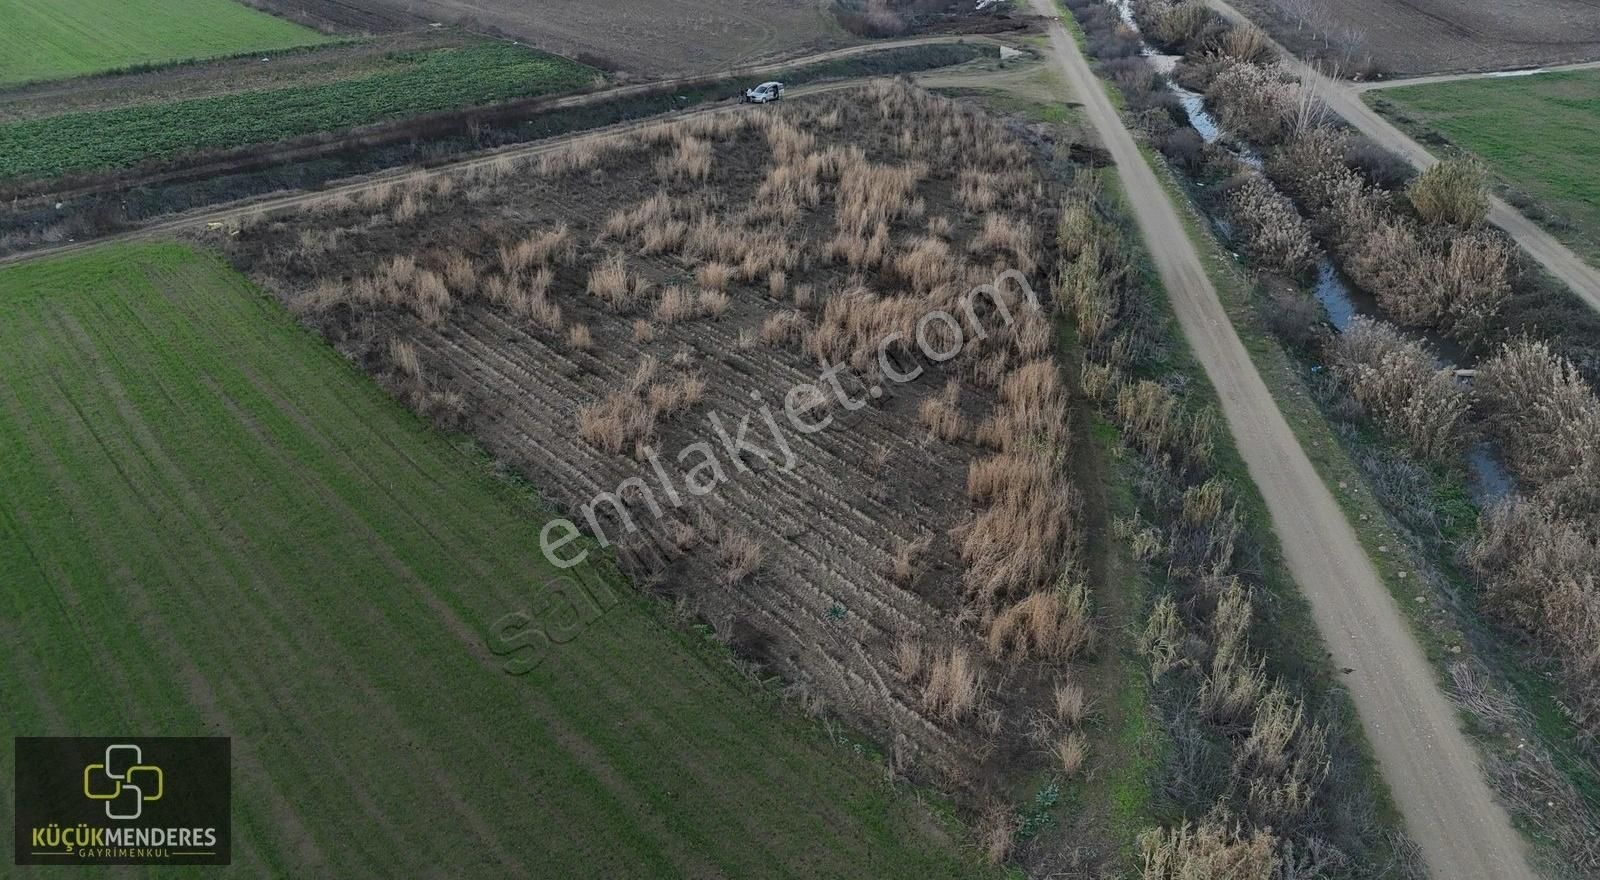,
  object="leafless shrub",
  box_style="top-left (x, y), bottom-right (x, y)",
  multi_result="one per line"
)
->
top-left (1212, 22), bottom-right (1274, 63)
top-left (1476, 337), bottom-right (1600, 493)
top-left (1208, 61), bottom-right (1302, 145)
